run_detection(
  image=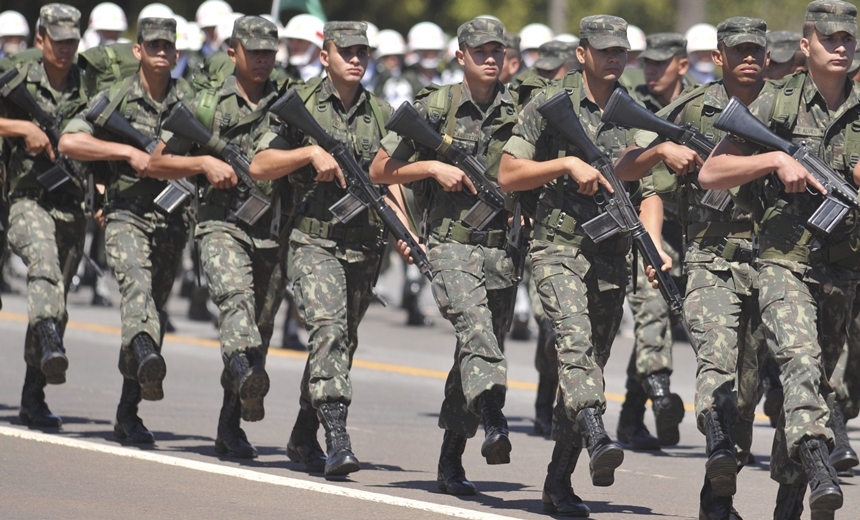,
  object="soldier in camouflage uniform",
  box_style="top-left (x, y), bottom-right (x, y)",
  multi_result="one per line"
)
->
top-left (764, 31), bottom-right (806, 81)
top-left (148, 15), bottom-right (288, 459)
top-left (699, 3), bottom-right (860, 516)
top-left (0, 4), bottom-right (89, 429)
top-left (60, 17), bottom-right (194, 443)
top-left (532, 41), bottom-right (578, 81)
top-left (370, 18), bottom-right (517, 496)
top-left (498, 16), bottom-right (645, 516)
top-left (615, 17), bottom-right (772, 518)
top-left (250, 21), bottom-right (394, 479)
